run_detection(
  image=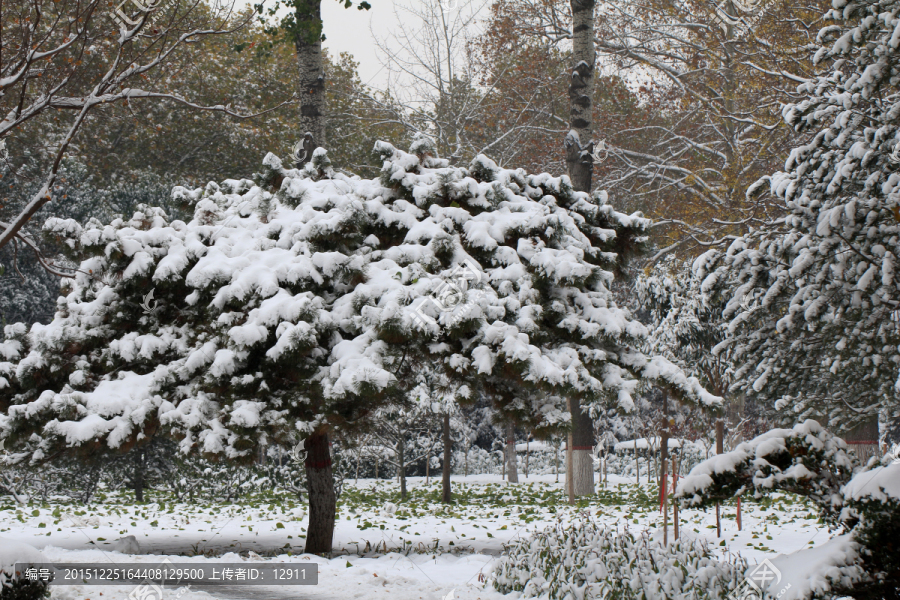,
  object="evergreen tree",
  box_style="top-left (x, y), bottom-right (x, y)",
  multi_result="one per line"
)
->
top-left (694, 0), bottom-right (900, 434)
top-left (0, 138), bottom-right (718, 554)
